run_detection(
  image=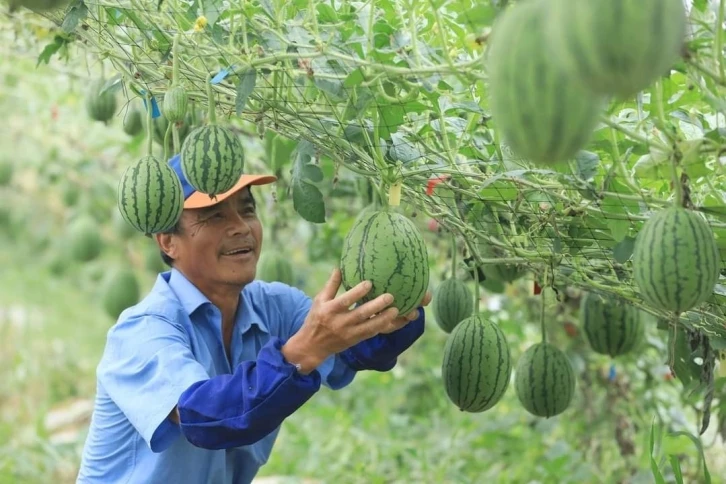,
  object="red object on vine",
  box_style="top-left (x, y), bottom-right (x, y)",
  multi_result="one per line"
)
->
top-left (425, 175), bottom-right (450, 196)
